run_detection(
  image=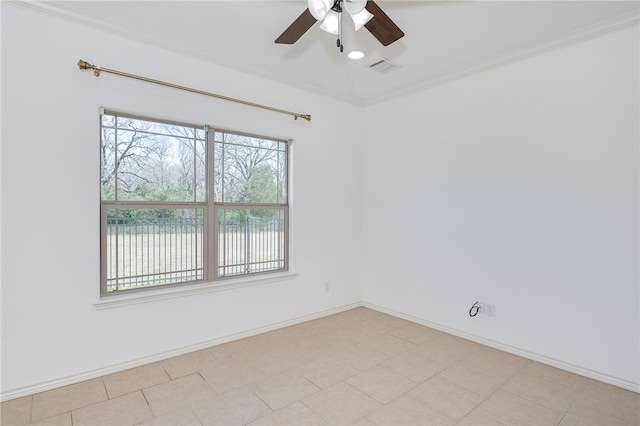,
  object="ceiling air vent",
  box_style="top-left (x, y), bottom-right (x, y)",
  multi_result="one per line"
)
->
top-left (367, 58), bottom-right (399, 73)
